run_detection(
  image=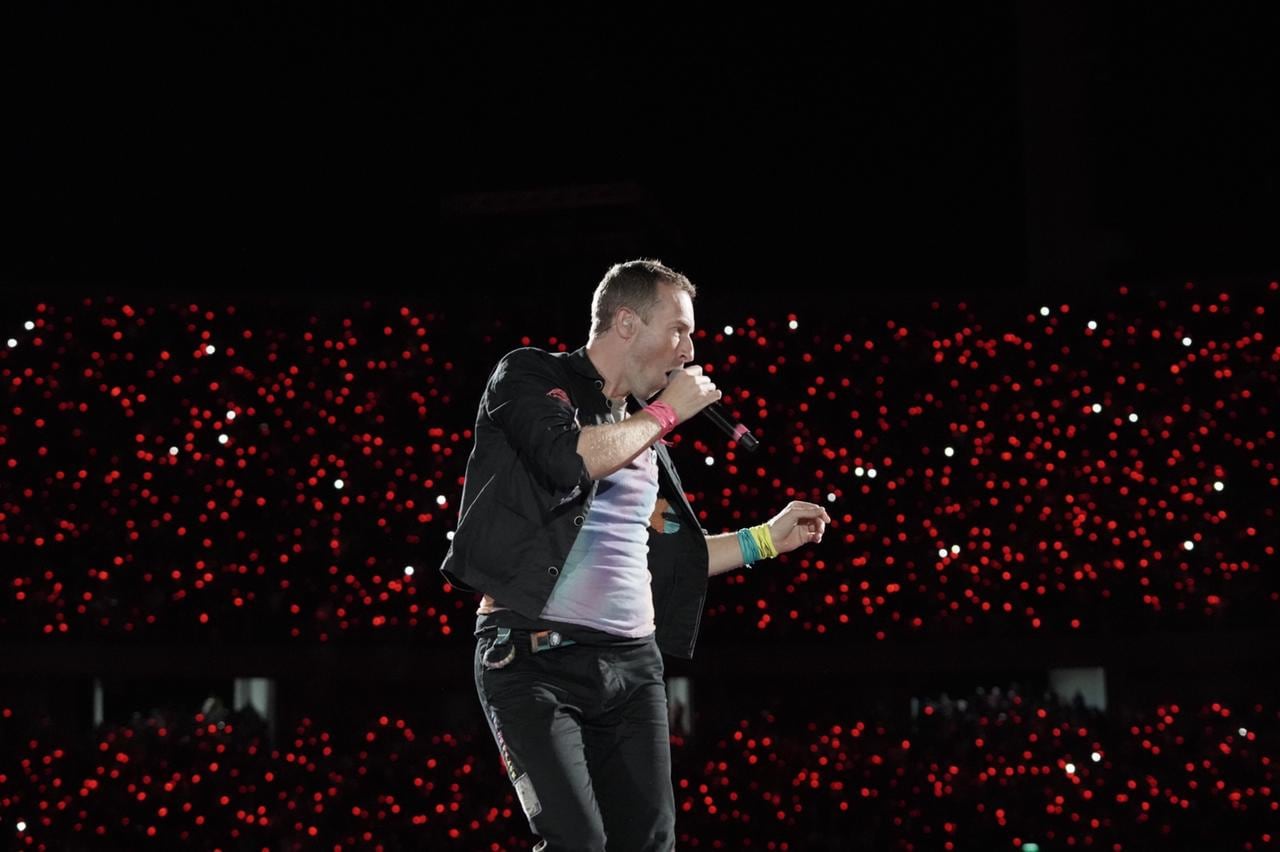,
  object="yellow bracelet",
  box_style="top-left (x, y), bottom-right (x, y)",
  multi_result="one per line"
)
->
top-left (749, 523), bottom-right (777, 560)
